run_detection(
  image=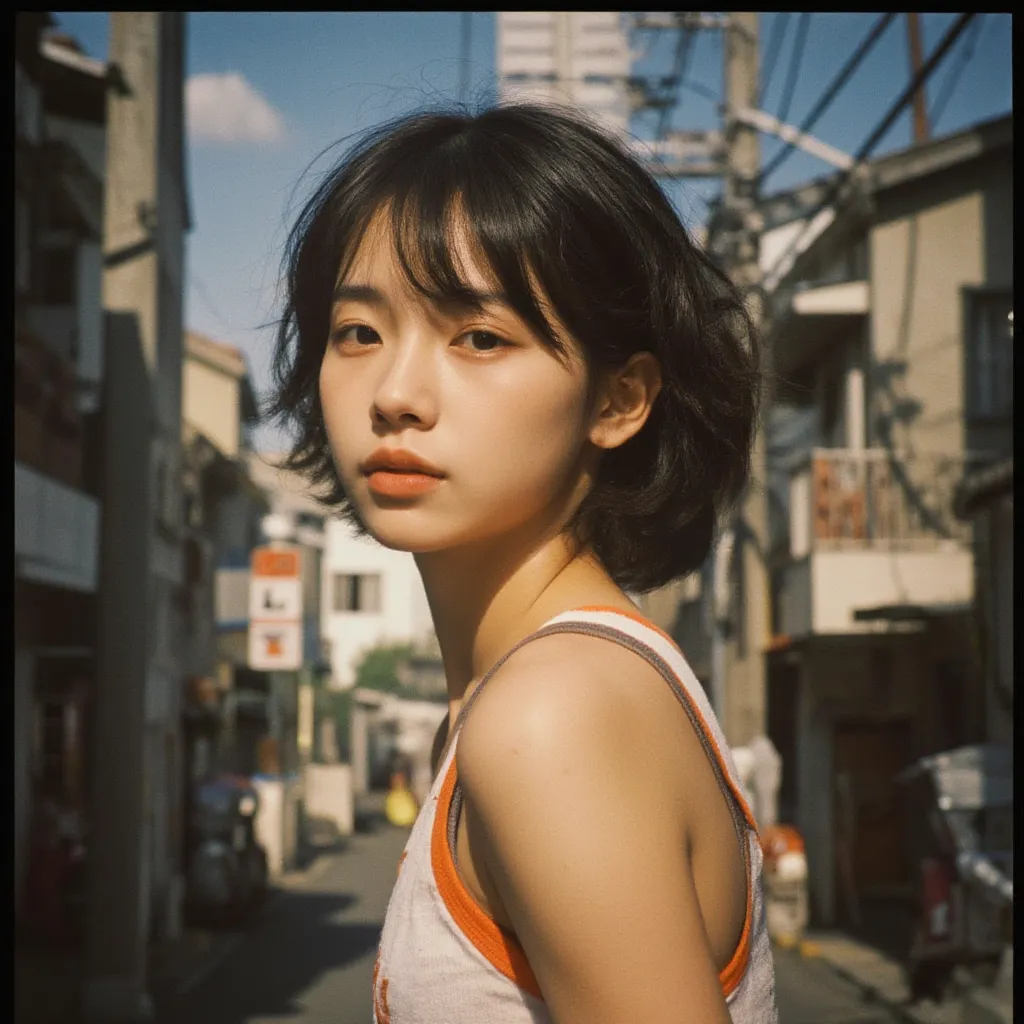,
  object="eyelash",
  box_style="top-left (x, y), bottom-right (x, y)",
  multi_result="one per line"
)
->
top-left (329, 323), bottom-right (512, 354)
